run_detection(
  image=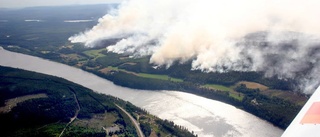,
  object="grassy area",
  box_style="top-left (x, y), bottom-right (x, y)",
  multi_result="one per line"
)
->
top-left (107, 66), bottom-right (119, 70)
top-left (0, 66), bottom-right (196, 137)
top-left (261, 90), bottom-right (307, 106)
top-left (102, 66), bottom-right (183, 82)
top-left (229, 92), bottom-right (244, 101)
top-left (203, 84), bottom-right (232, 91)
top-left (0, 93), bottom-right (48, 113)
top-left (137, 73), bottom-right (183, 82)
top-left (83, 49), bottom-right (106, 59)
top-left (203, 84), bottom-right (244, 101)
top-left (41, 122), bottom-right (67, 136)
top-left (237, 81), bottom-right (269, 91)
top-left (72, 112), bottom-right (118, 131)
